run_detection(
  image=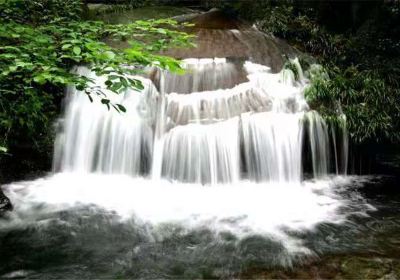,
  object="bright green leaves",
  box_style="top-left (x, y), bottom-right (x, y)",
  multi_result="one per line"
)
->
top-left (102, 51), bottom-right (116, 60)
top-left (0, 17), bottom-right (192, 111)
top-left (32, 75), bottom-right (48, 85)
top-left (62, 43), bottom-right (72, 50)
top-left (72, 46), bottom-right (81, 56)
top-left (124, 48), bottom-right (149, 63)
top-left (0, 2), bottom-right (194, 161)
top-left (0, 22), bottom-right (75, 90)
top-left (104, 18), bottom-right (196, 51)
top-left (49, 18), bottom-right (191, 106)
top-left (153, 56), bottom-right (185, 74)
